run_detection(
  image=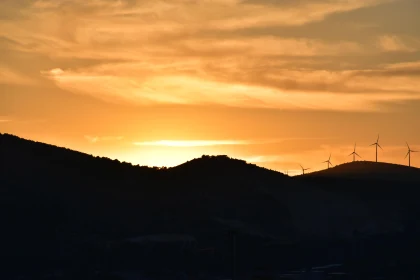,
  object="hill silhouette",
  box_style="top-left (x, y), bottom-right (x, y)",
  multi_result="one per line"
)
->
top-left (169, 154), bottom-right (288, 183)
top-left (1, 133), bottom-right (420, 279)
top-left (301, 161), bottom-right (420, 183)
